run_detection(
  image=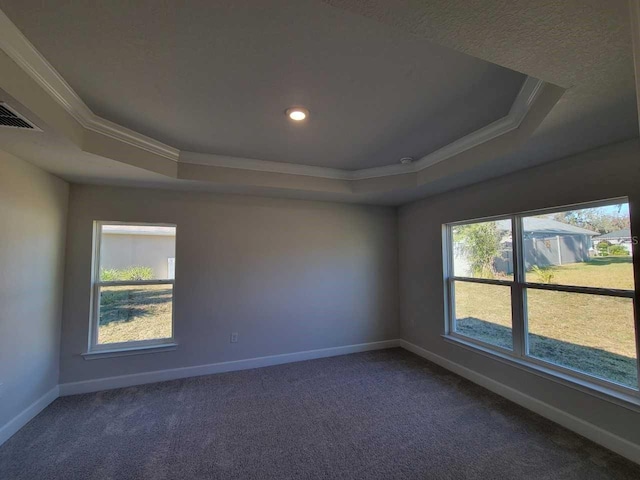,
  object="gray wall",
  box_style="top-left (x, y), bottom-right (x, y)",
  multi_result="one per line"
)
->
top-left (399, 139), bottom-right (640, 446)
top-left (60, 185), bottom-right (398, 383)
top-left (0, 150), bottom-right (68, 429)
top-left (524, 235), bottom-right (591, 269)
